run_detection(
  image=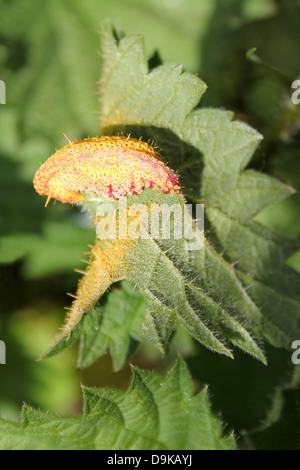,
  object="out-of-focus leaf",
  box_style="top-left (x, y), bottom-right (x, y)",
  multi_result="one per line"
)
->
top-left (0, 0), bottom-right (219, 143)
top-left (0, 110), bottom-right (93, 277)
top-left (248, 367), bottom-right (300, 450)
top-left (186, 342), bottom-right (294, 434)
top-left (0, 310), bottom-right (80, 418)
